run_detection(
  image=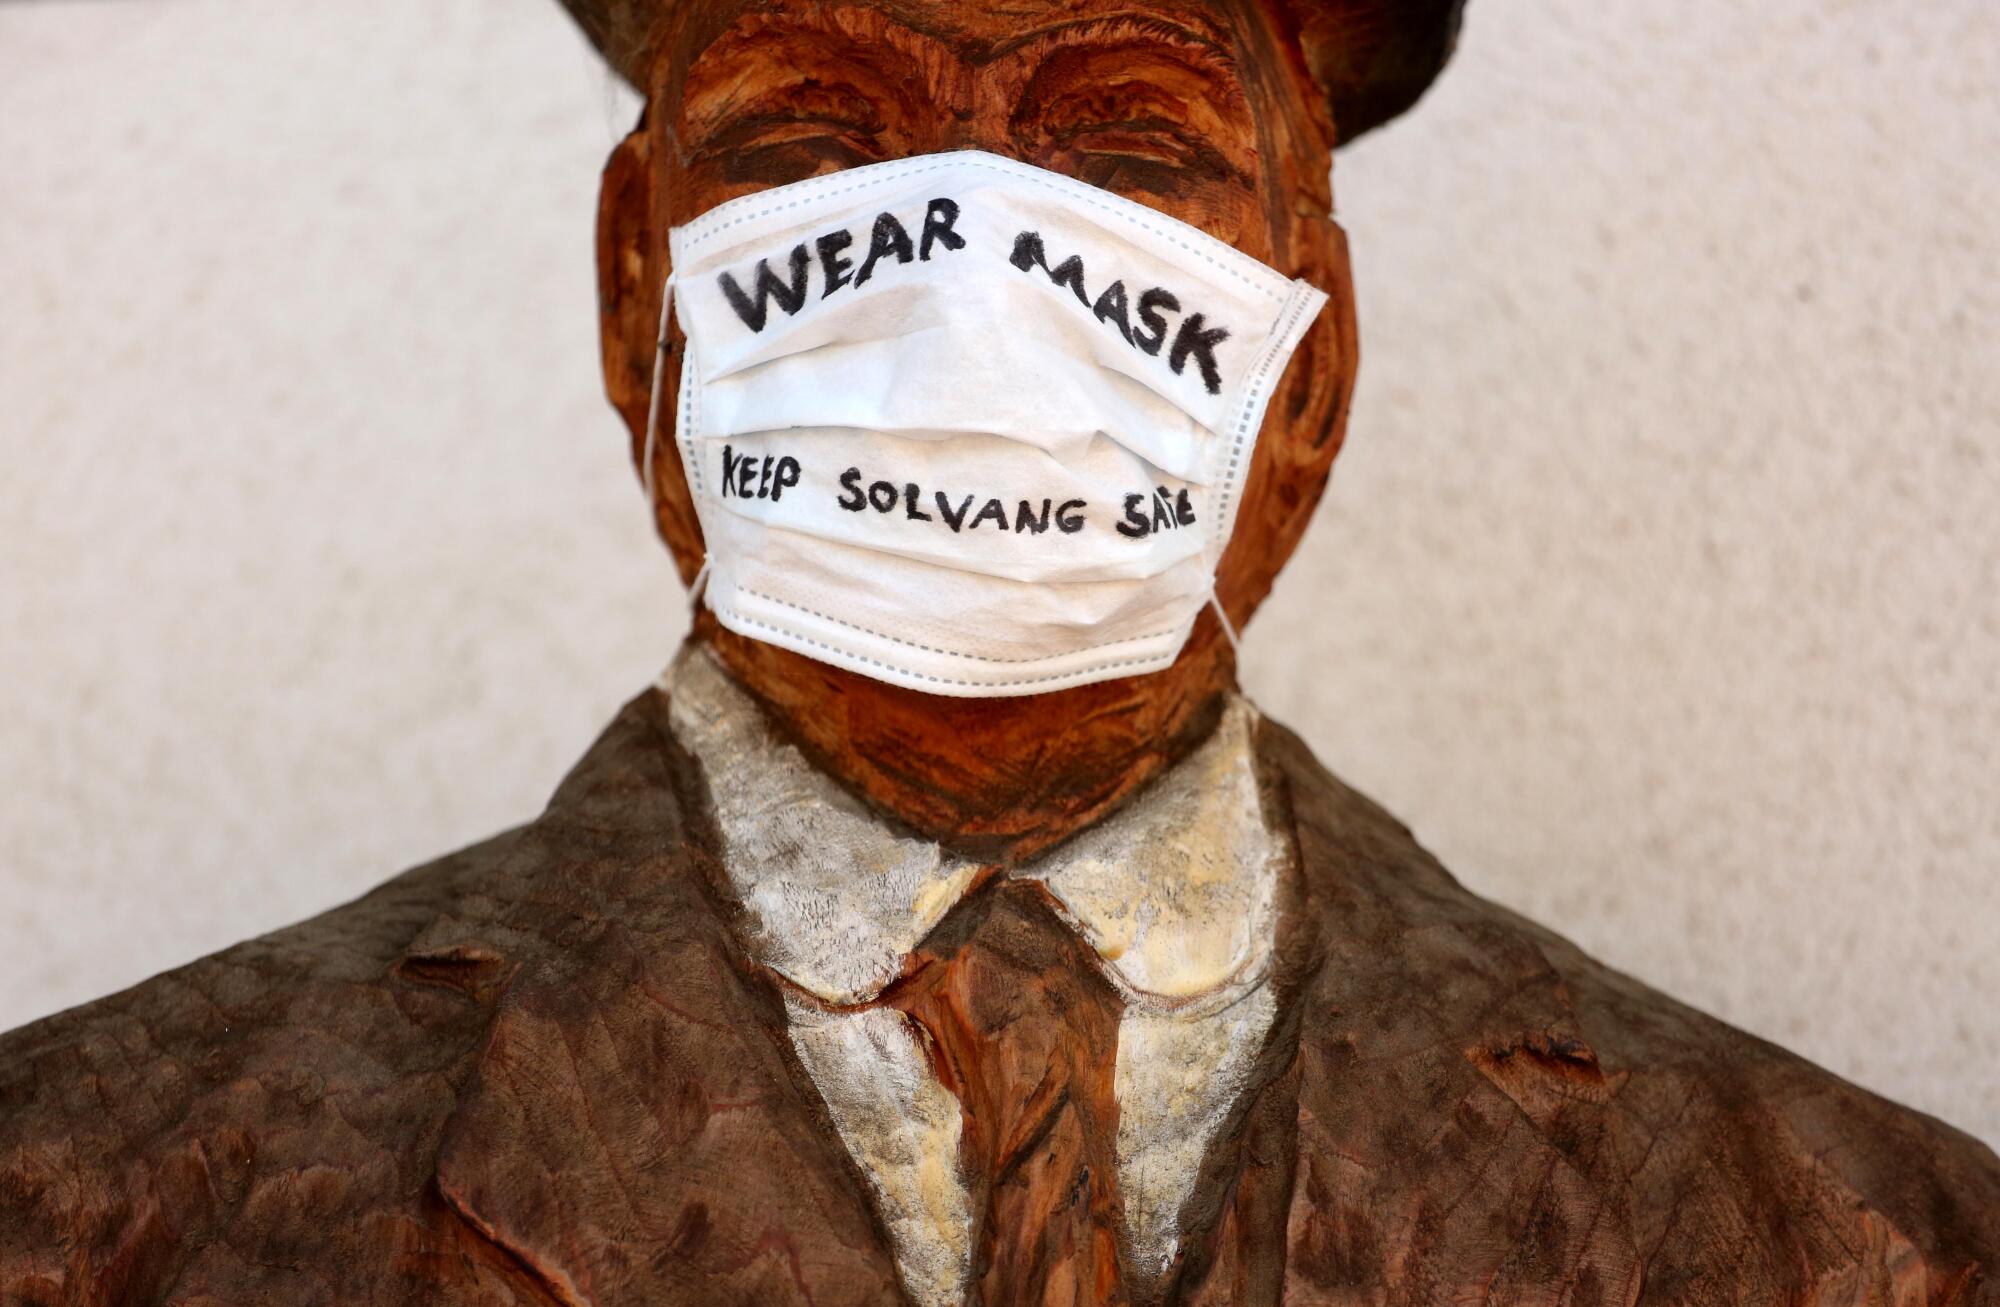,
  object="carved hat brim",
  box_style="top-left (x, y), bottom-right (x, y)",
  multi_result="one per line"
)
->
top-left (554, 0), bottom-right (1466, 146)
